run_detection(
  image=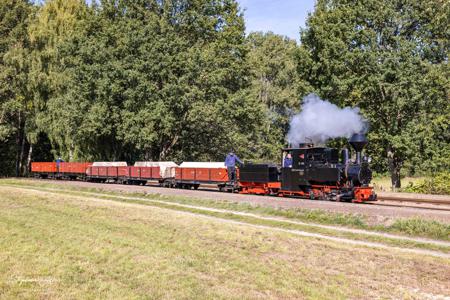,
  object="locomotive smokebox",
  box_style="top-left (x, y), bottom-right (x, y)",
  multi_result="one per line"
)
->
top-left (349, 133), bottom-right (368, 164)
